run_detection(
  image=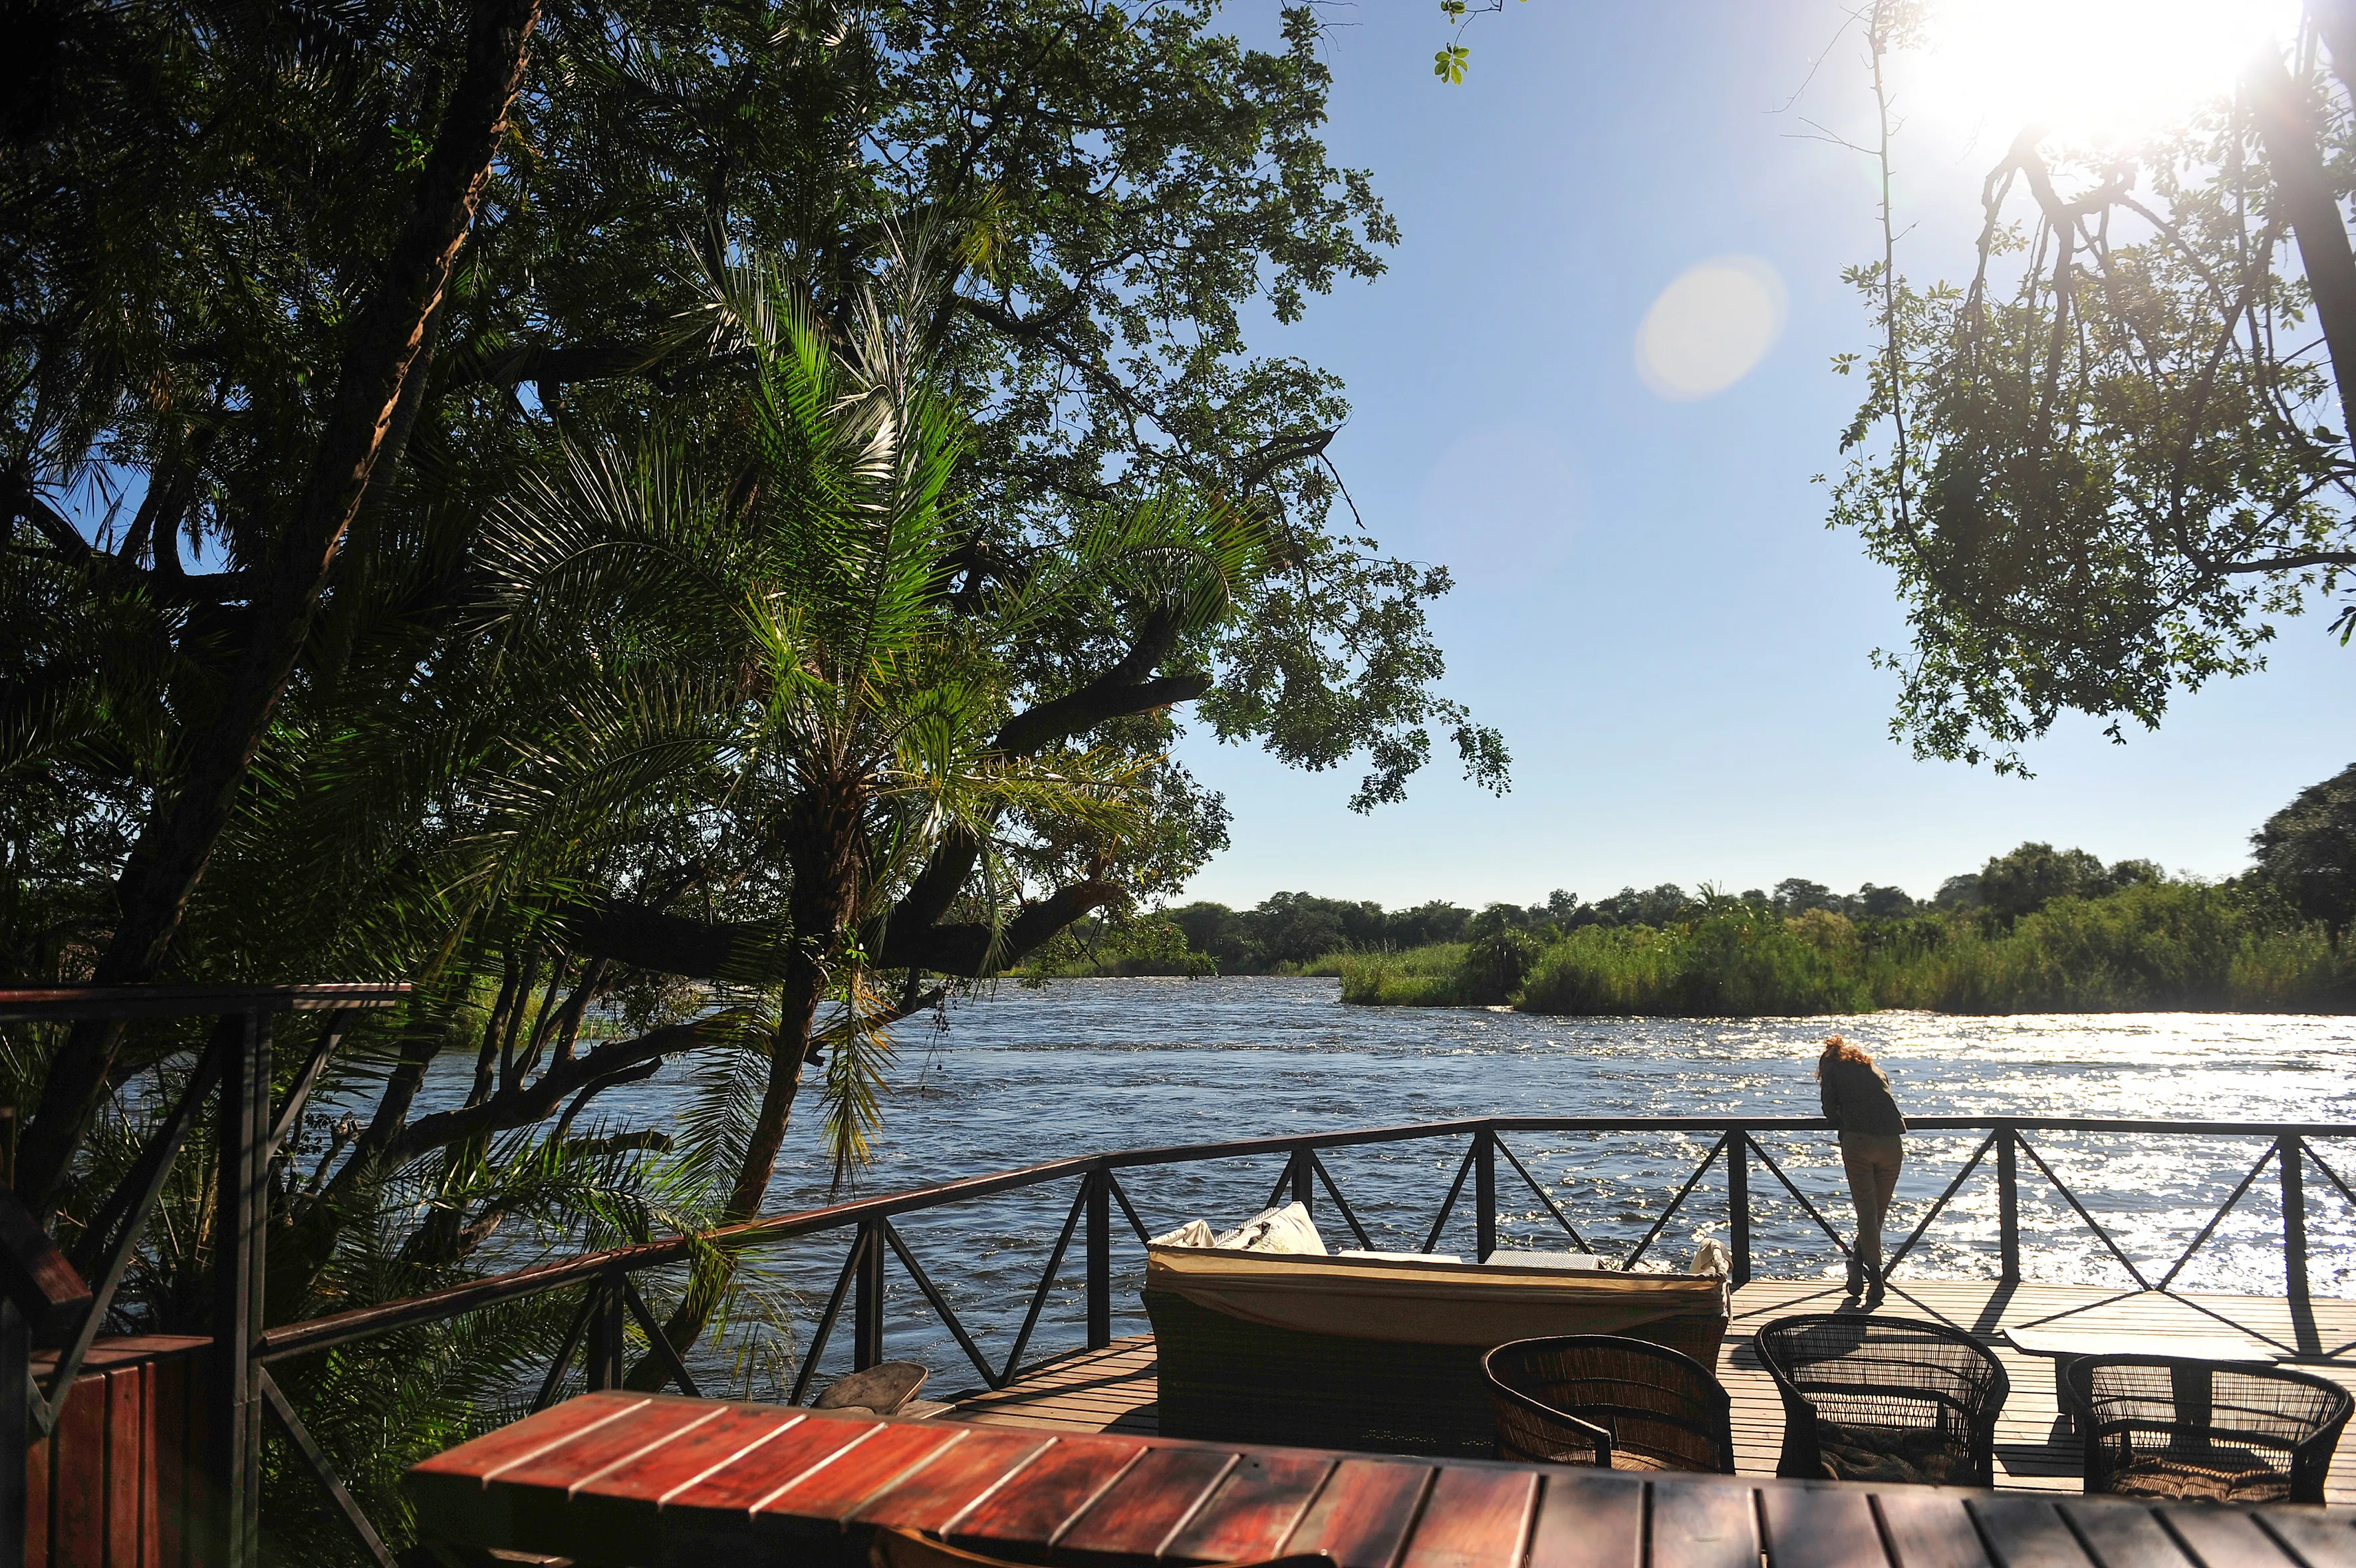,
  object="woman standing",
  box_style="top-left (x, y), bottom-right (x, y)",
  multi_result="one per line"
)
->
top-left (1817, 1035), bottom-right (1905, 1303)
